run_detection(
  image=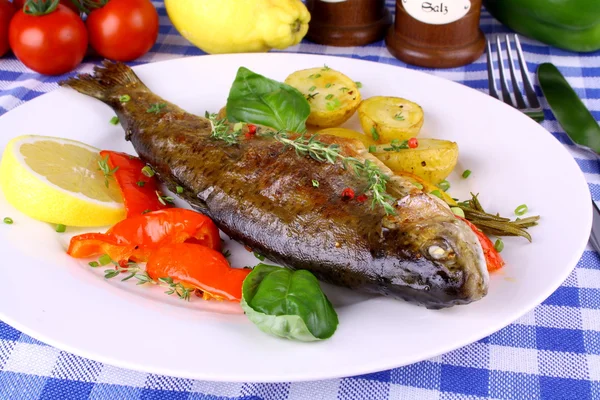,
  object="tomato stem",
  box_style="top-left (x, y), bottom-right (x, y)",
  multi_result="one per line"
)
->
top-left (79, 0), bottom-right (109, 13)
top-left (23, 0), bottom-right (60, 15)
